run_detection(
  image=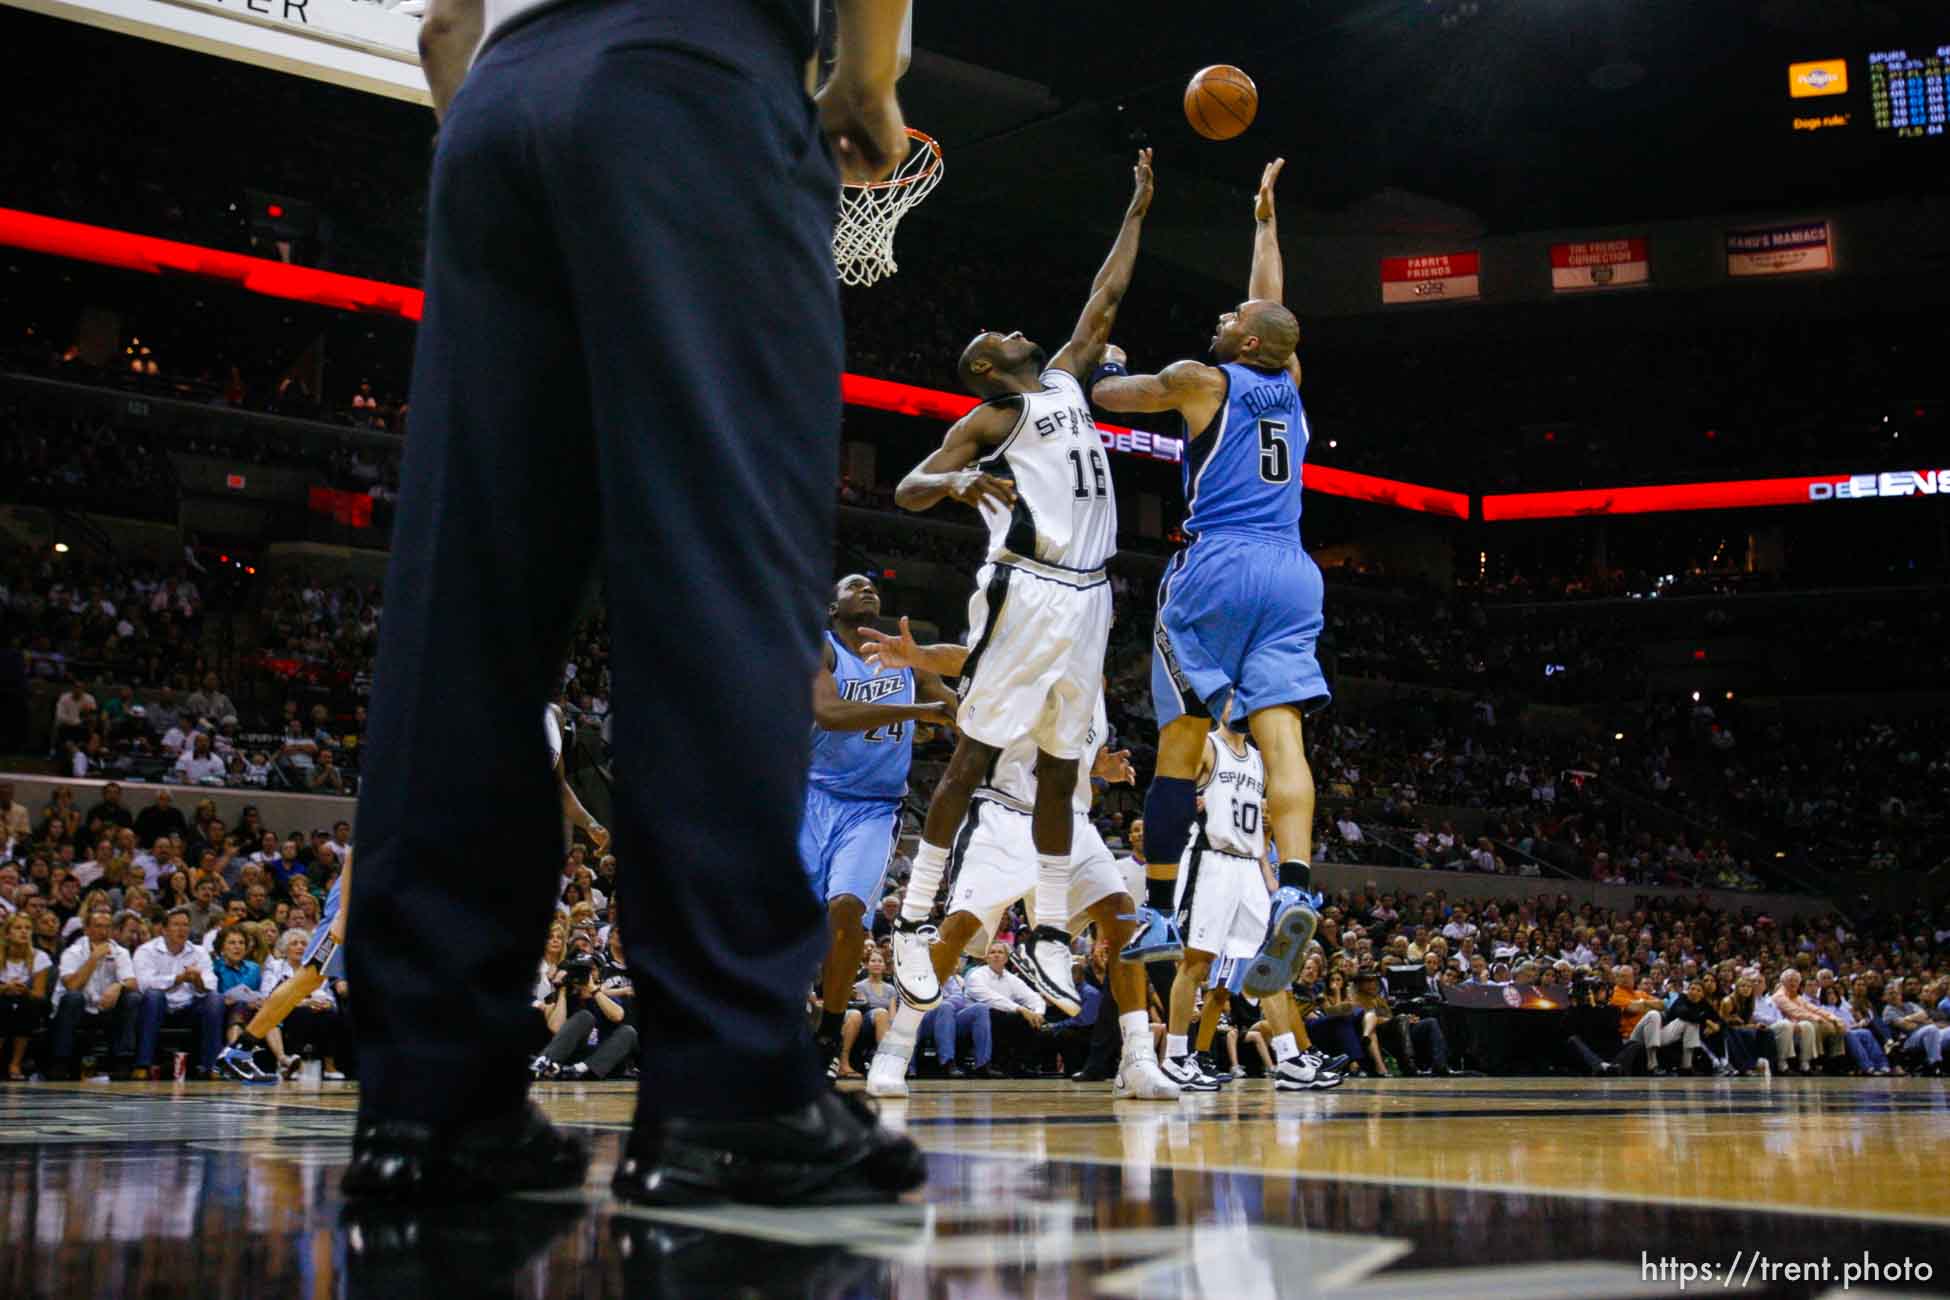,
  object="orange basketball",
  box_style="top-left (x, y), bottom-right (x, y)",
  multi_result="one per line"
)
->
top-left (1184, 65), bottom-right (1258, 141)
